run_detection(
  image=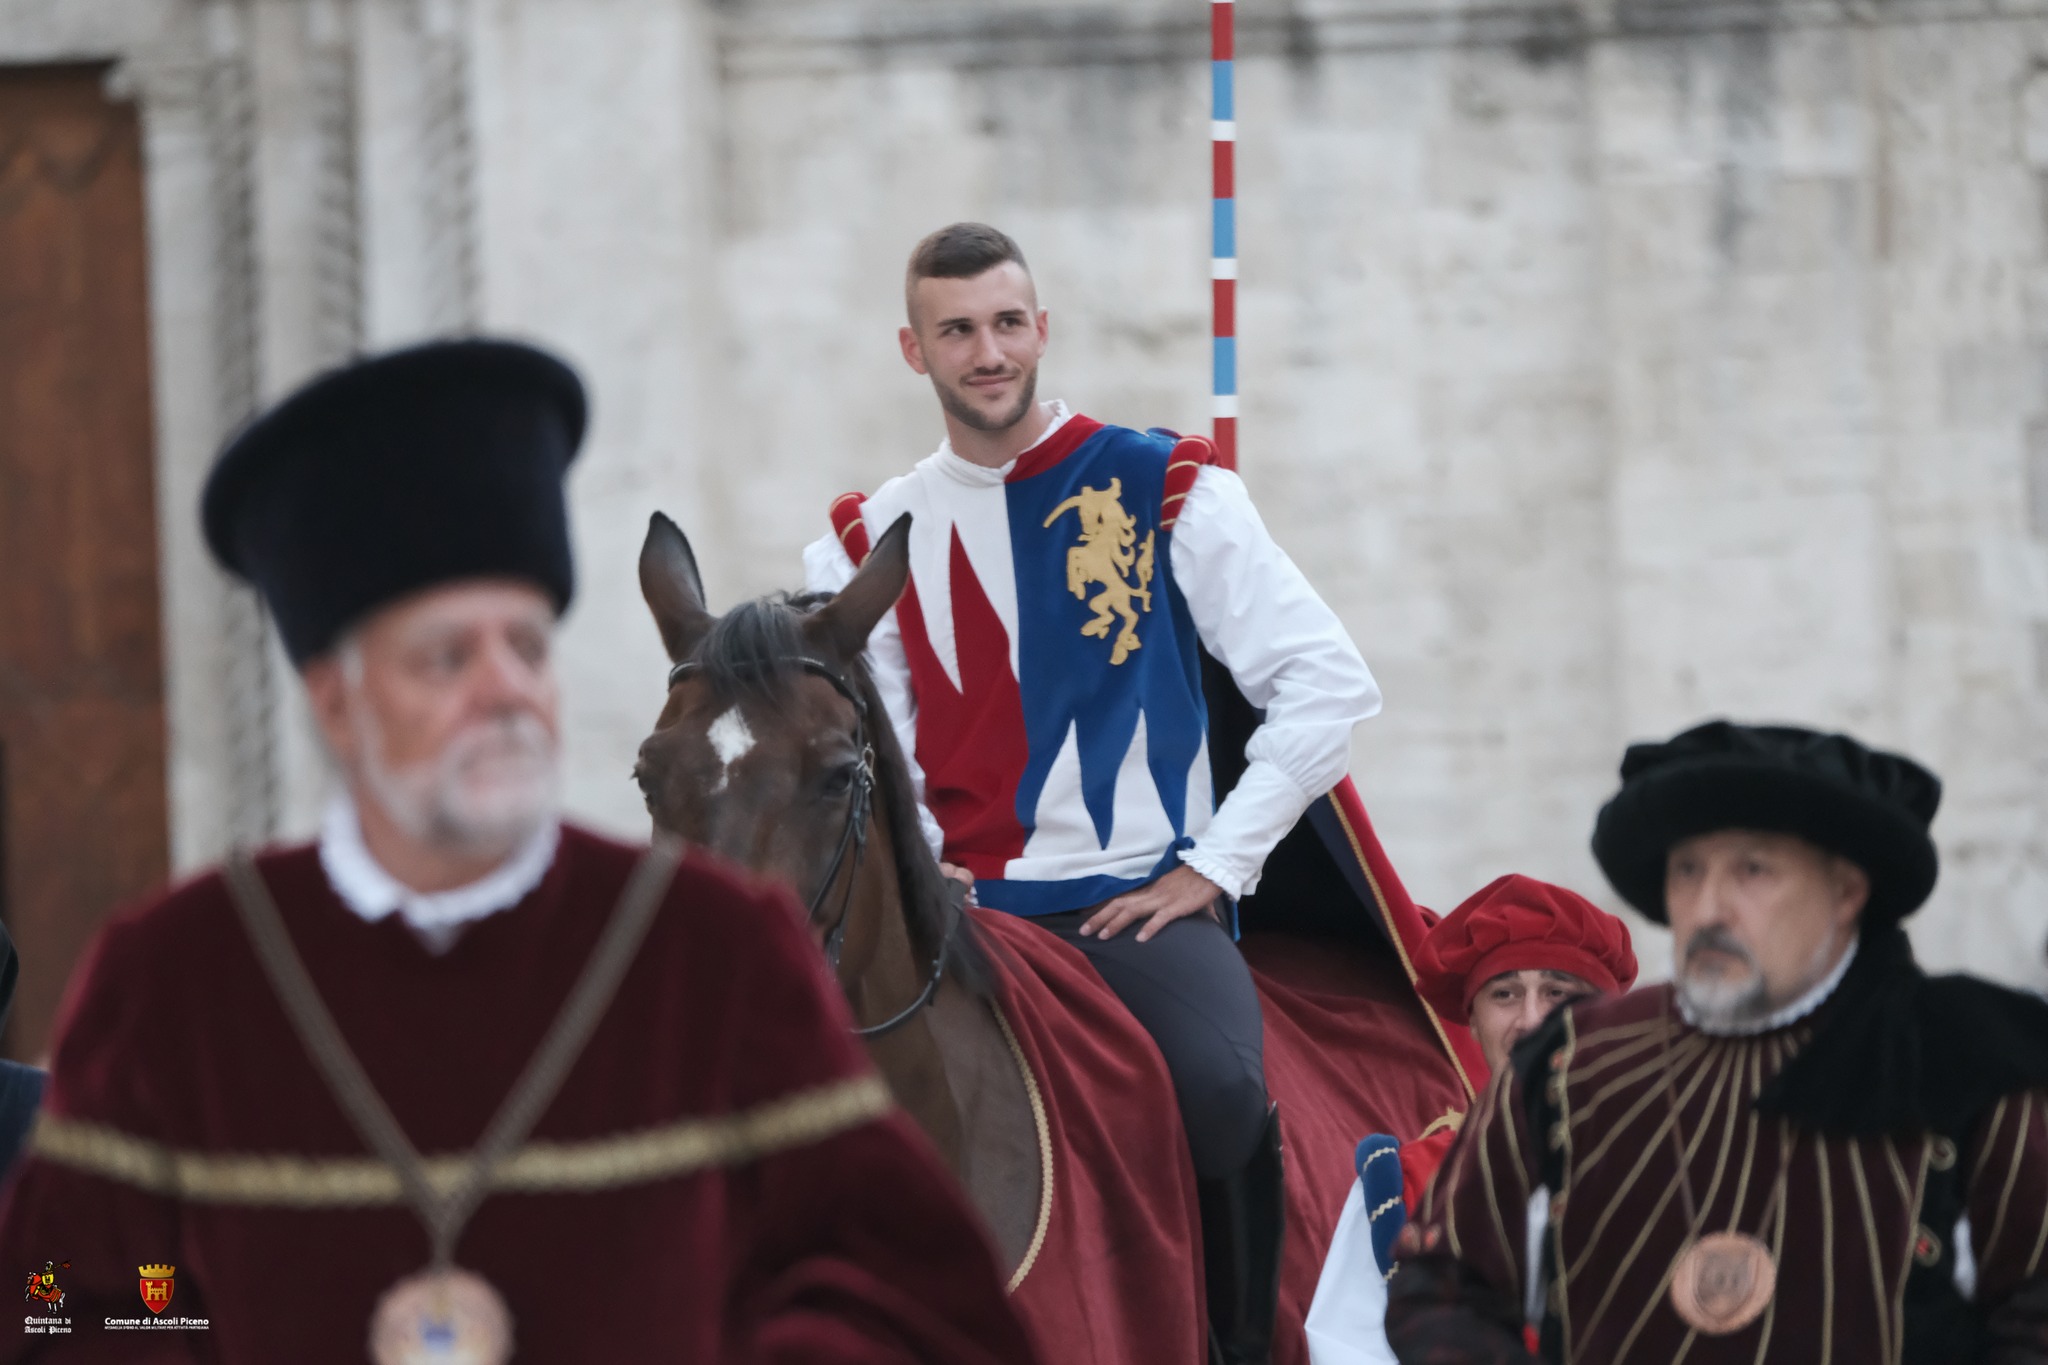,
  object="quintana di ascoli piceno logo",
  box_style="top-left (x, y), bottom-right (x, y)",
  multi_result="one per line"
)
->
top-left (22, 1260), bottom-right (67, 1315)
top-left (138, 1264), bottom-right (175, 1315)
